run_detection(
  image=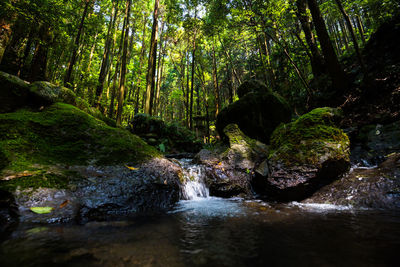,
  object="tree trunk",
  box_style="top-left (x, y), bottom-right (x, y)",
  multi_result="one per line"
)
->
top-left (334, 0), bottom-right (366, 74)
top-left (212, 38), bottom-right (219, 117)
top-left (307, 0), bottom-right (348, 91)
top-left (96, 0), bottom-right (119, 107)
top-left (116, 0), bottom-right (131, 125)
top-left (189, 32), bottom-right (197, 130)
top-left (64, 0), bottom-right (91, 87)
top-left (134, 12), bottom-right (148, 113)
top-left (296, 0), bottom-right (325, 77)
top-left (144, 0), bottom-right (159, 115)
top-left (355, 15), bottom-right (366, 45)
top-left (154, 20), bottom-right (165, 115)
top-left (29, 24), bottom-right (52, 81)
